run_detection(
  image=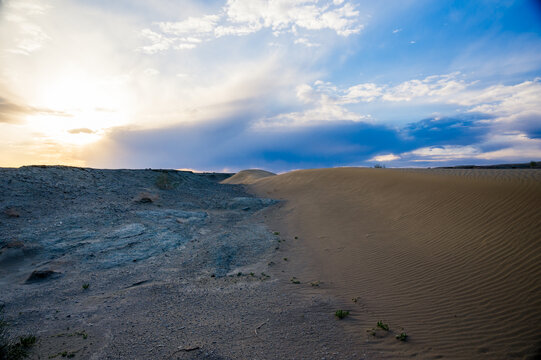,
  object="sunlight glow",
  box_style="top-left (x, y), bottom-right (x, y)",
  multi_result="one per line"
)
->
top-left (25, 68), bottom-right (132, 146)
